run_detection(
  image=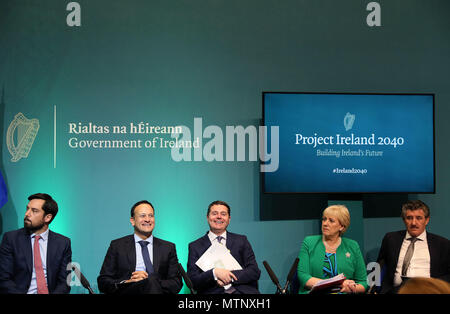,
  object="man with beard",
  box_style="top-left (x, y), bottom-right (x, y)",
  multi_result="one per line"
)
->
top-left (187, 200), bottom-right (260, 294)
top-left (377, 200), bottom-right (450, 294)
top-left (97, 200), bottom-right (182, 294)
top-left (0, 193), bottom-right (72, 294)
